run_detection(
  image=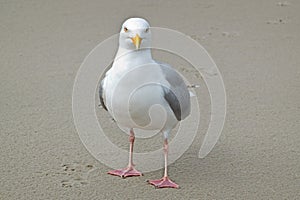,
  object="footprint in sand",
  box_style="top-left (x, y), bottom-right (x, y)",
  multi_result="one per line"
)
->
top-left (277, 1), bottom-right (290, 7)
top-left (60, 162), bottom-right (95, 188)
top-left (266, 18), bottom-right (288, 25)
